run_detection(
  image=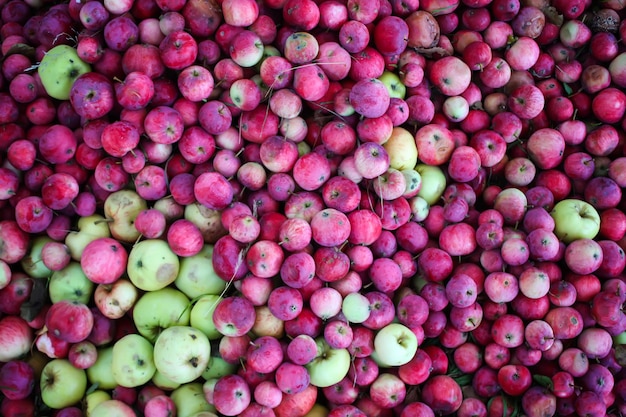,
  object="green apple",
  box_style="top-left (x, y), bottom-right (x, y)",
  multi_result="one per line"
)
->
top-left (21, 236), bottom-right (53, 278)
top-left (378, 70), bottom-right (406, 99)
top-left (383, 127), bottom-right (418, 170)
top-left (373, 323), bottom-right (418, 367)
top-left (171, 382), bottom-right (216, 417)
top-left (189, 294), bottom-right (222, 340)
top-left (305, 338), bottom-right (350, 388)
top-left (551, 199), bottom-right (601, 243)
top-left (38, 45), bottom-right (91, 100)
top-left (49, 261), bottom-right (94, 304)
top-left (86, 346), bottom-right (118, 390)
top-left (40, 359), bottom-right (87, 409)
top-left (65, 214), bottom-right (111, 261)
top-left (133, 287), bottom-right (191, 342)
top-left (613, 331), bottom-right (626, 345)
top-left (84, 390), bottom-right (112, 416)
top-left (153, 326), bottom-right (211, 384)
top-left (112, 334), bottom-right (156, 387)
top-left (175, 245), bottom-right (226, 298)
top-left (90, 399), bottom-right (136, 417)
top-left (415, 164), bottom-right (446, 205)
top-left (152, 369), bottom-right (181, 391)
top-left (341, 292), bottom-right (371, 324)
top-left (0, 260), bottom-right (10, 289)
top-left (184, 203), bottom-right (228, 244)
top-left (202, 355), bottom-right (238, 380)
top-left (104, 189), bottom-right (148, 243)
top-left (127, 239), bottom-right (180, 291)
